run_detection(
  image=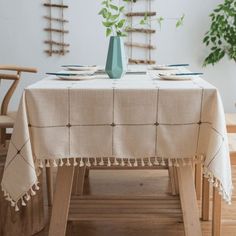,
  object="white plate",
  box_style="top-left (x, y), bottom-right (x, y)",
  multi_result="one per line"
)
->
top-left (57, 70), bottom-right (95, 75)
top-left (63, 66), bottom-right (98, 71)
top-left (149, 65), bottom-right (179, 70)
top-left (58, 75), bottom-right (96, 80)
top-left (159, 75), bottom-right (192, 80)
